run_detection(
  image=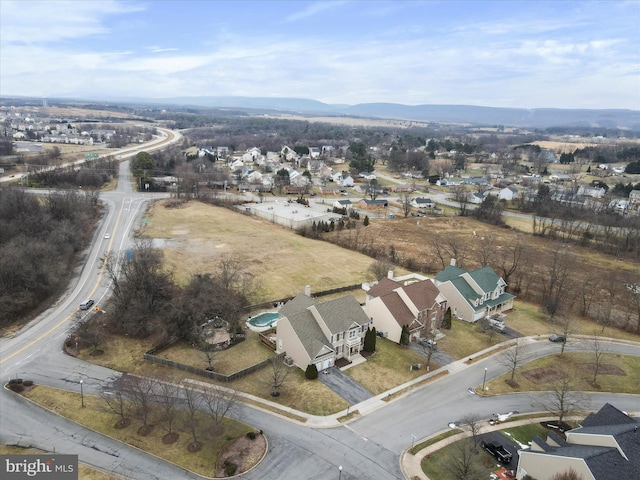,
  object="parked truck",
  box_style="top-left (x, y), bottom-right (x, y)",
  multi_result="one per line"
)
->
top-left (481, 440), bottom-right (512, 464)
